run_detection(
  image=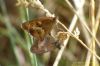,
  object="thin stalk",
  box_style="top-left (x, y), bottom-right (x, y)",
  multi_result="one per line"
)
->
top-left (90, 0), bottom-right (96, 66)
top-left (25, 0), bottom-right (100, 65)
top-left (16, 0), bottom-right (100, 66)
top-left (72, 0), bottom-right (92, 66)
top-left (53, 14), bottom-right (78, 66)
top-left (17, 0), bottom-right (38, 65)
top-left (65, 0), bottom-right (100, 48)
top-left (0, 0), bottom-right (20, 65)
top-left (95, 0), bottom-right (100, 33)
top-left (28, 1), bottom-right (79, 66)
